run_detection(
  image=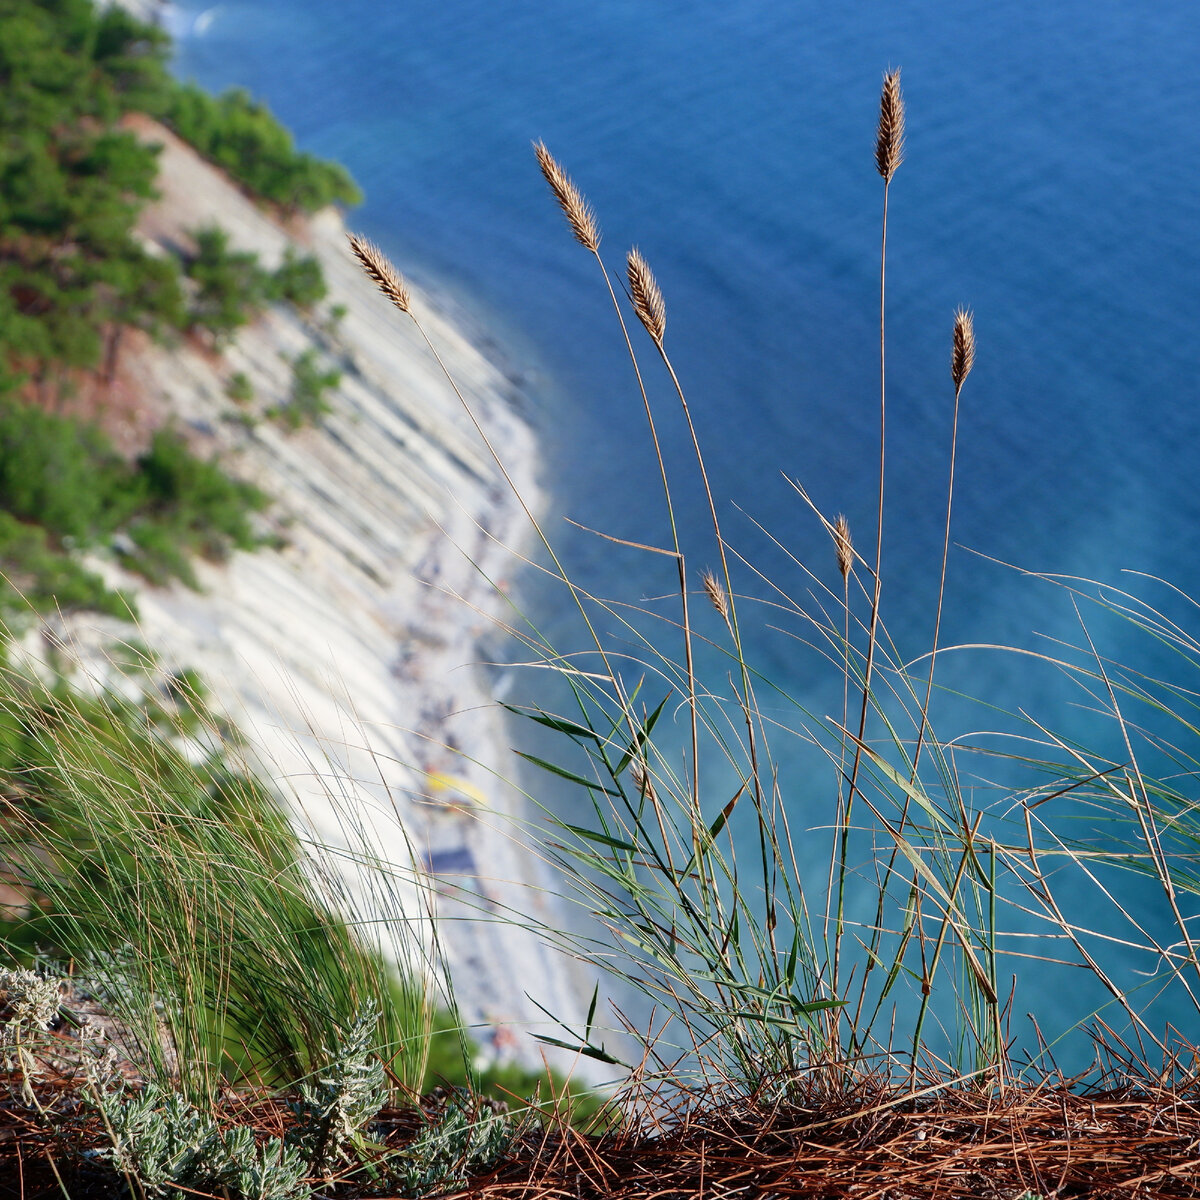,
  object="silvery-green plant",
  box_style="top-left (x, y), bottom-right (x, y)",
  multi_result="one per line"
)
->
top-left (0, 967), bottom-right (63, 1094)
top-left (393, 1090), bottom-right (517, 1199)
top-left (91, 1077), bottom-right (227, 1195)
top-left (222, 1129), bottom-right (313, 1200)
top-left (0, 968), bottom-right (62, 1056)
top-left (89, 1072), bottom-right (311, 1200)
top-left (287, 1003), bottom-right (388, 1173)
